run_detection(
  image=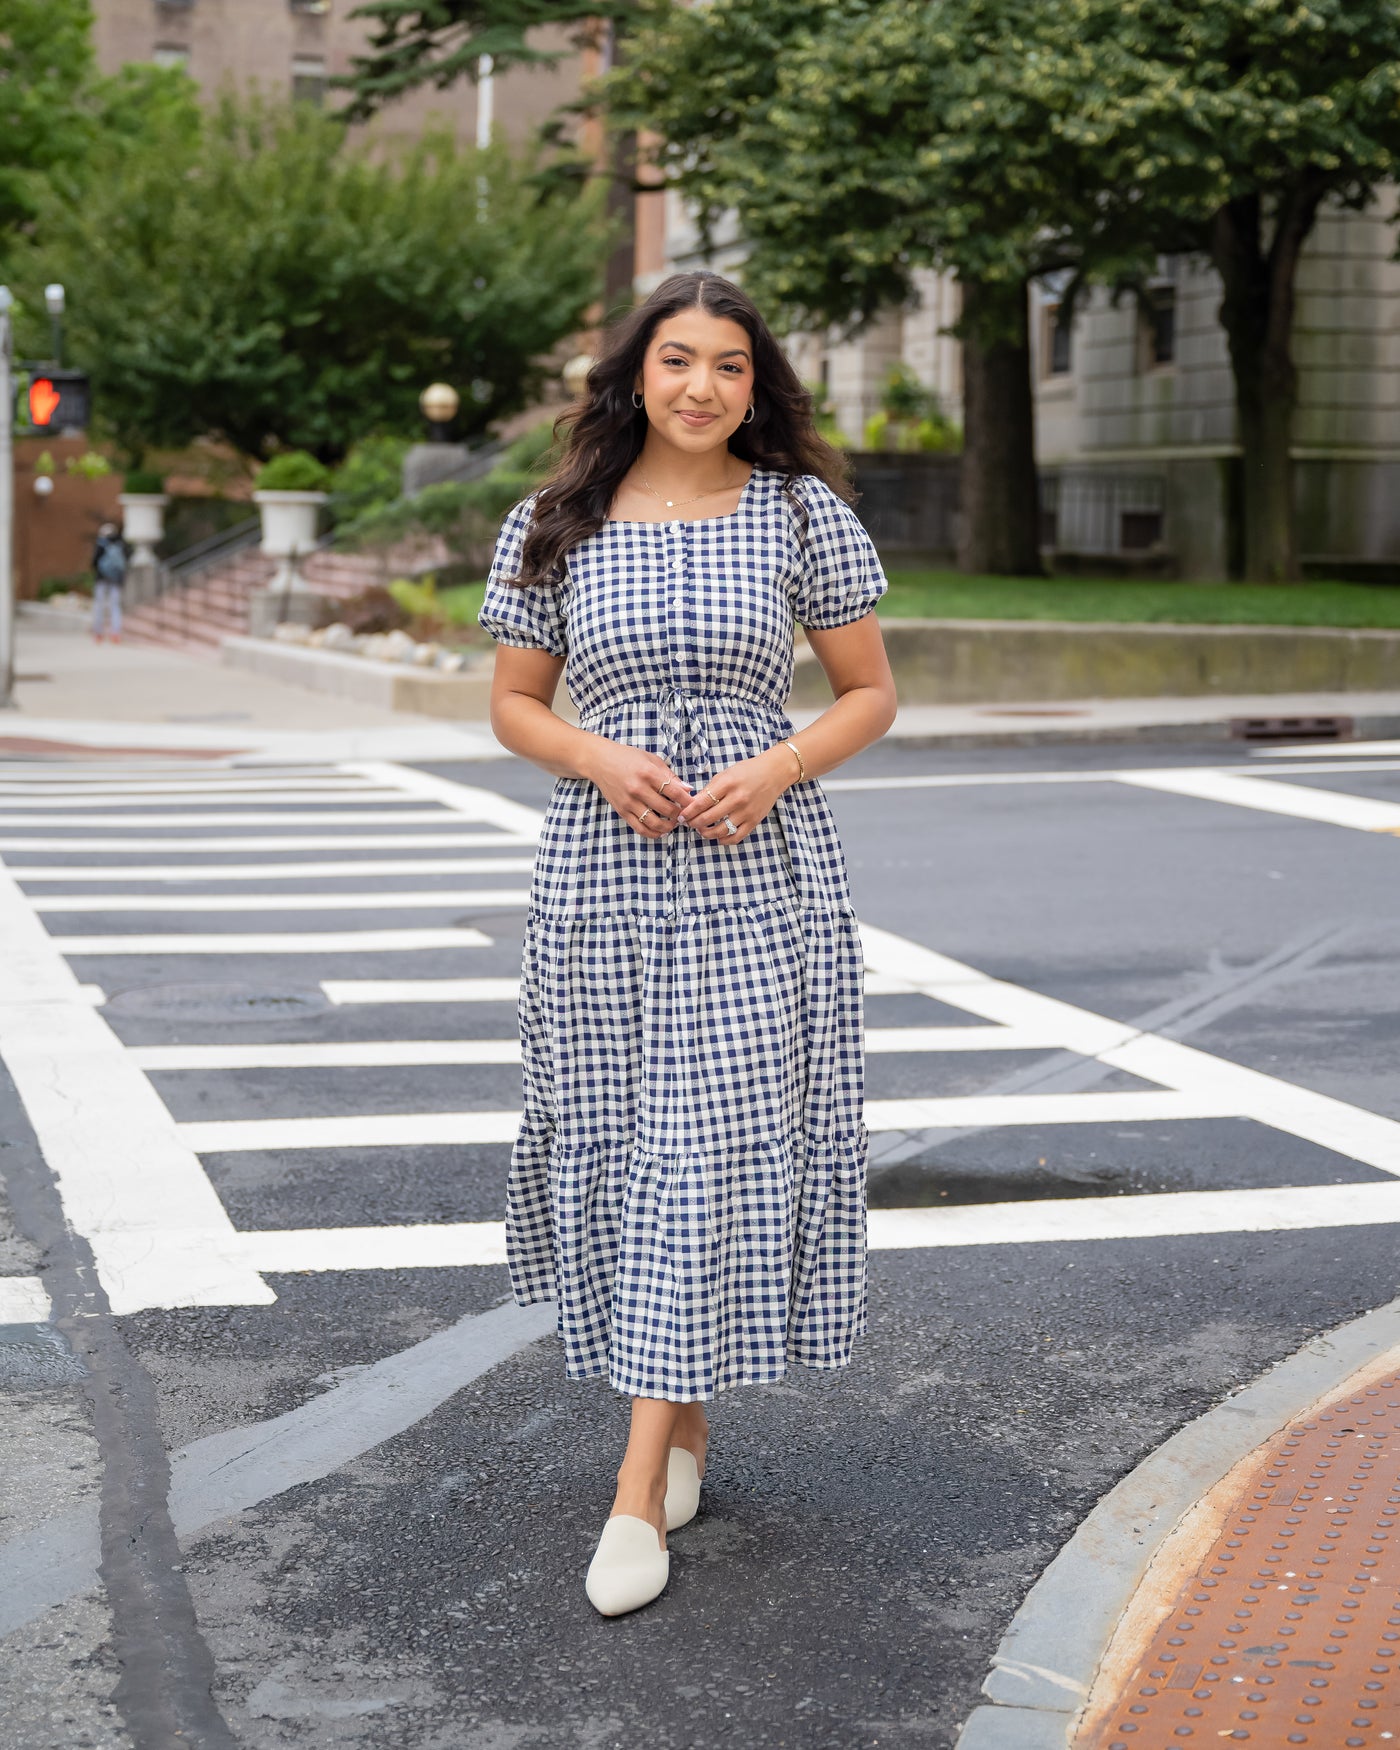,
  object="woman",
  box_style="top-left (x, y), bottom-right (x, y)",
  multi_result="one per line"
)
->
top-left (478, 272), bottom-right (897, 1617)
